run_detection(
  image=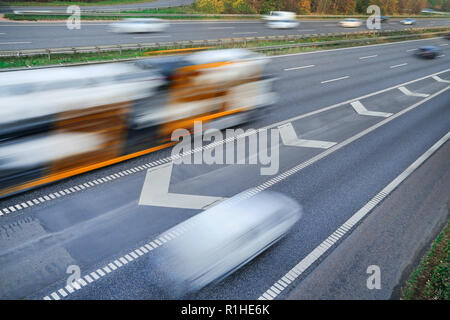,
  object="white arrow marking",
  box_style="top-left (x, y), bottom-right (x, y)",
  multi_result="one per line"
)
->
top-left (350, 101), bottom-right (393, 118)
top-left (139, 163), bottom-right (225, 210)
top-left (432, 75), bottom-right (450, 83)
top-left (278, 123), bottom-right (336, 149)
top-left (398, 86), bottom-right (429, 97)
